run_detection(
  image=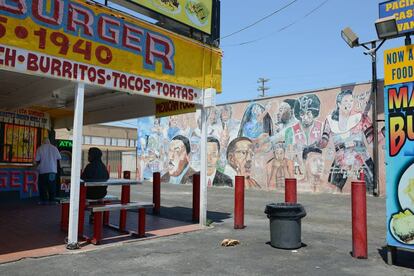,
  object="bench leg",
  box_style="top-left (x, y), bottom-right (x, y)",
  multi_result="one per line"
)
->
top-left (78, 184), bottom-right (87, 237)
top-left (387, 246), bottom-right (396, 265)
top-left (92, 212), bottom-right (103, 245)
top-left (103, 211), bottom-right (110, 226)
top-left (138, 208), bottom-right (146, 238)
top-left (61, 202), bottom-right (69, 231)
top-left (119, 185), bottom-right (130, 232)
top-left (103, 200), bottom-right (110, 226)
